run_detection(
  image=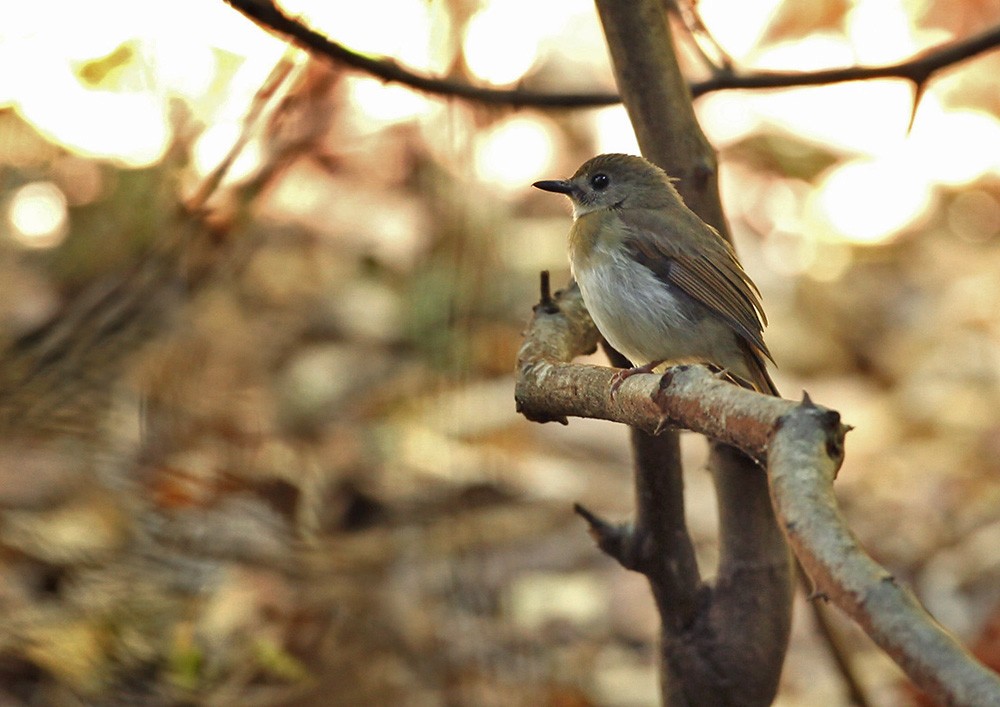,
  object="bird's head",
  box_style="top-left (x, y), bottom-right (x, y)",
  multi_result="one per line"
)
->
top-left (533, 153), bottom-right (679, 218)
